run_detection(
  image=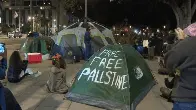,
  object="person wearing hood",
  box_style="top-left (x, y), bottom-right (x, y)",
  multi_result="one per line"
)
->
top-left (164, 23), bottom-right (196, 110)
